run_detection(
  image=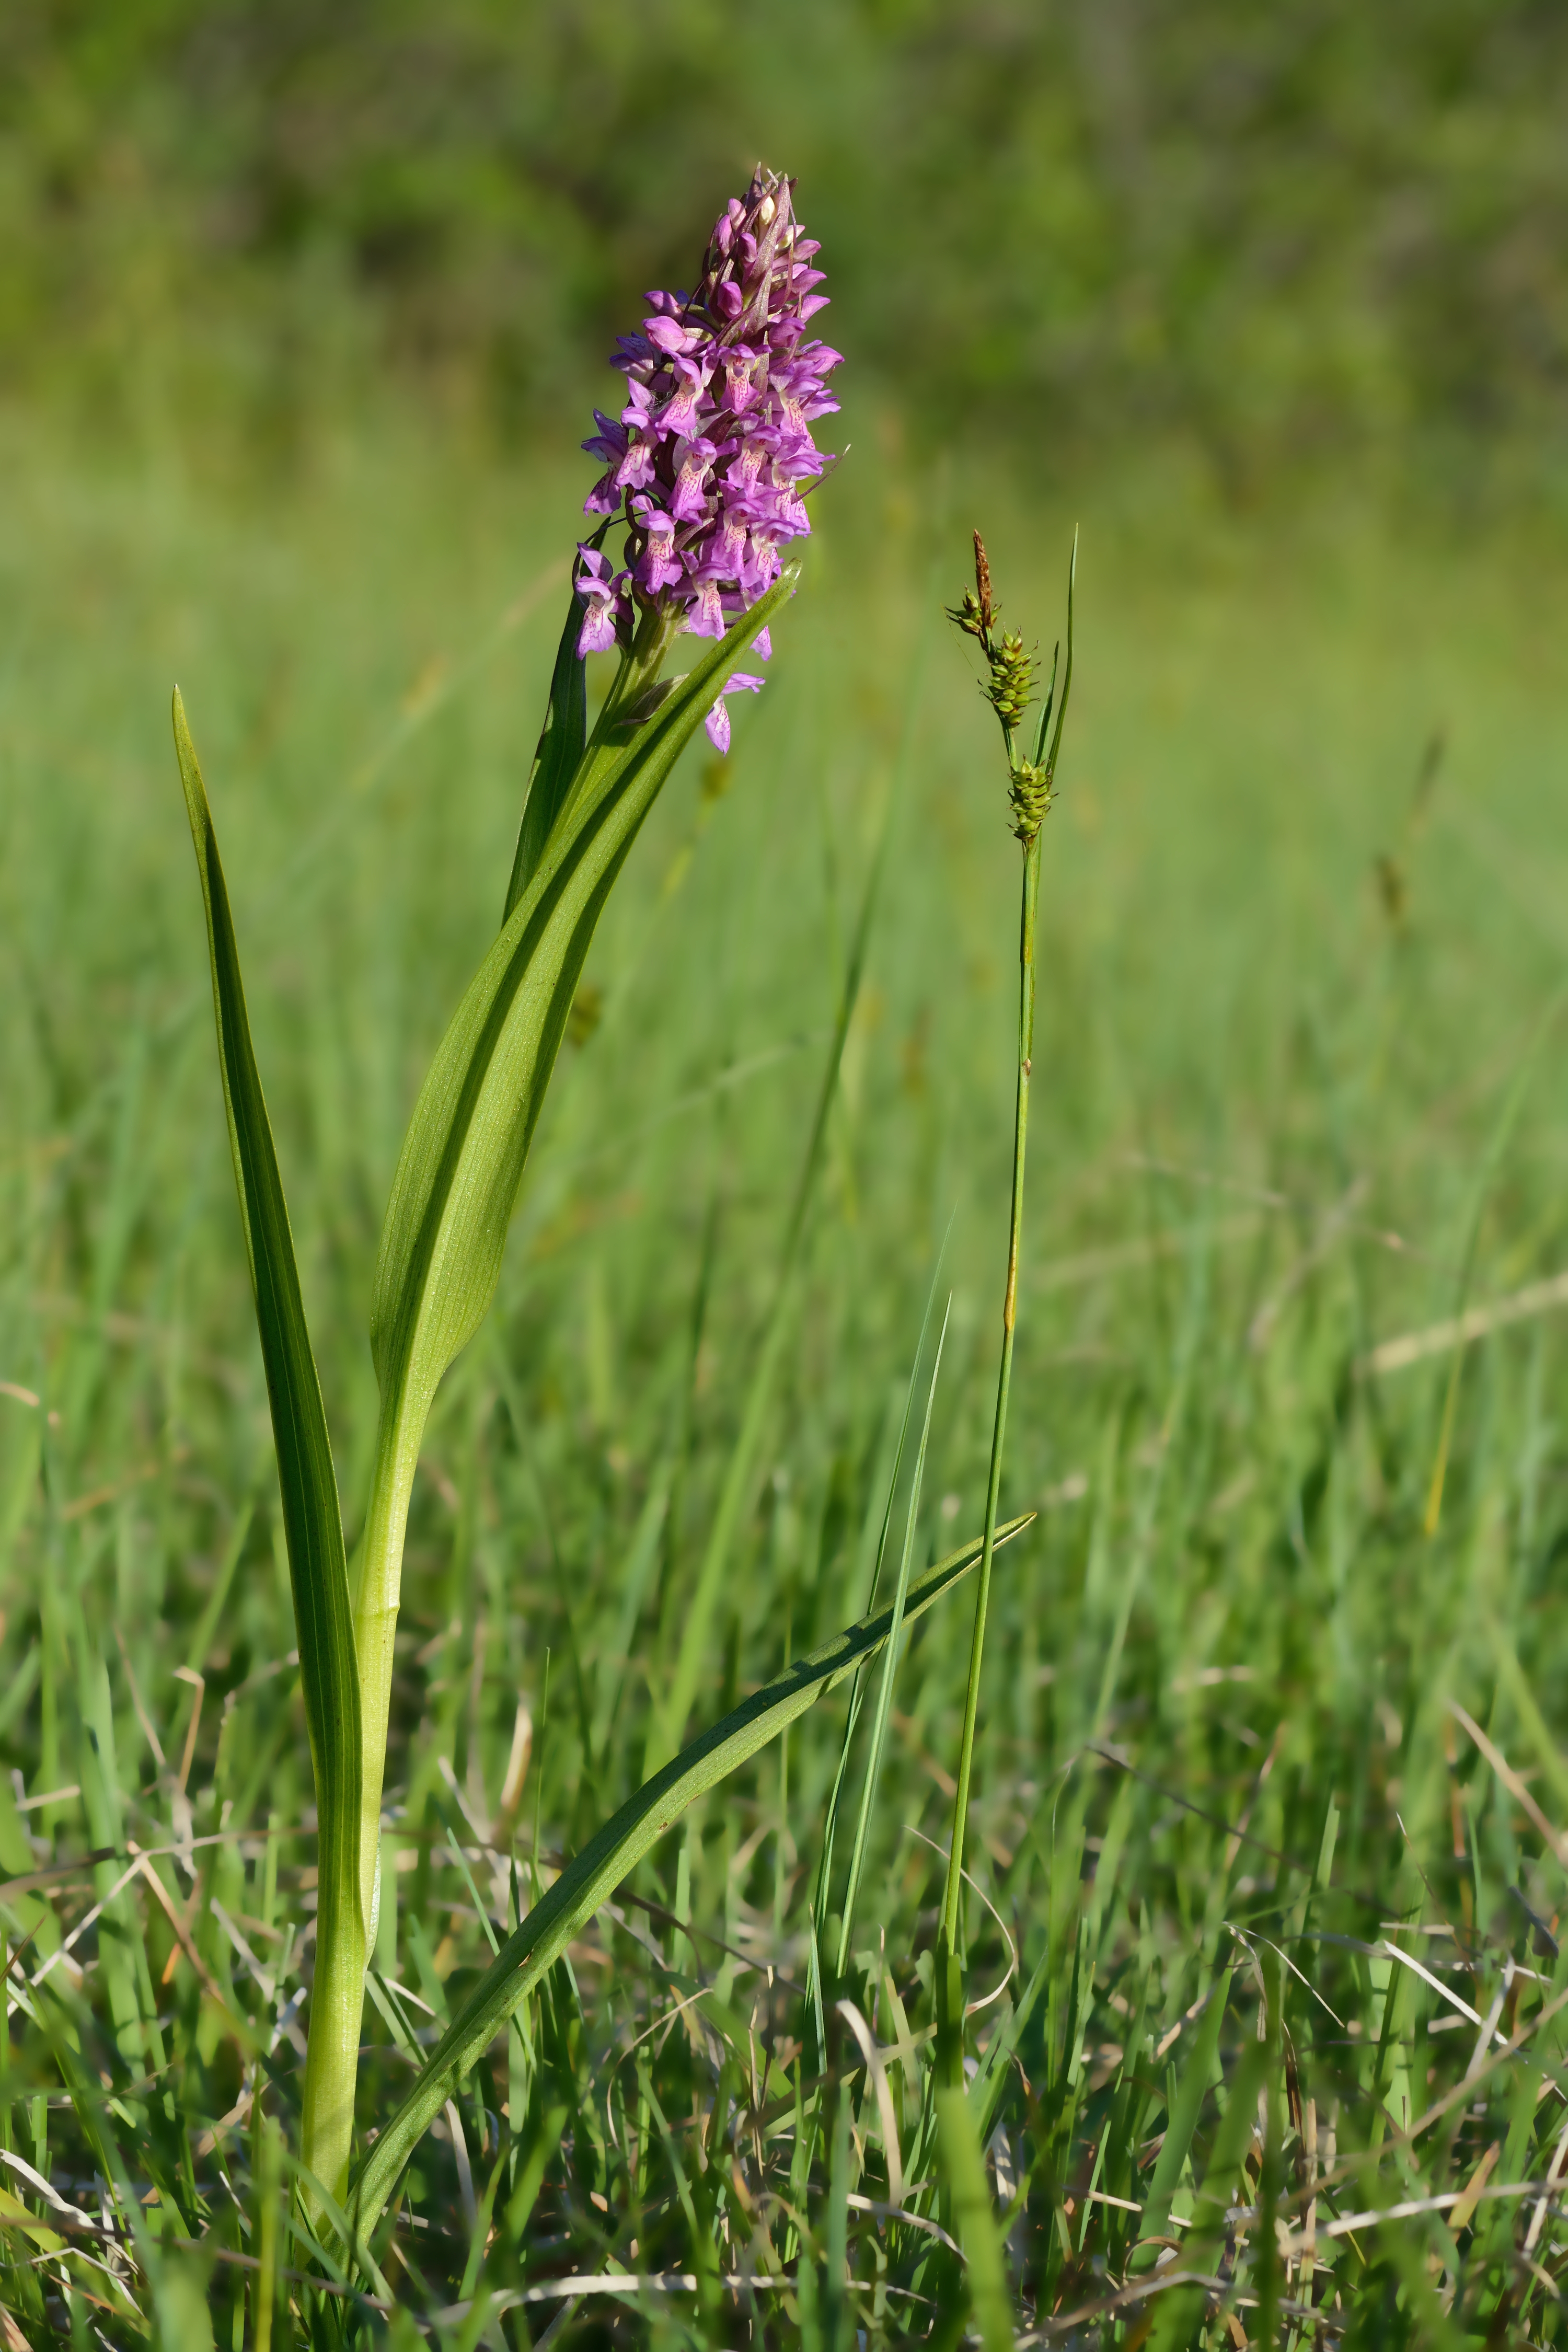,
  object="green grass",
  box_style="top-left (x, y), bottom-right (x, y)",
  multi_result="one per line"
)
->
top-left (5, 402), bottom-right (1568, 2345)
